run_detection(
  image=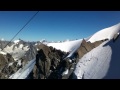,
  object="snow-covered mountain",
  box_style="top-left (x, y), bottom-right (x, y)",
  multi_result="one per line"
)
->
top-left (2, 39), bottom-right (36, 61)
top-left (74, 23), bottom-right (120, 79)
top-left (0, 39), bottom-right (37, 79)
top-left (0, 23), bottom-right (120, 79)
